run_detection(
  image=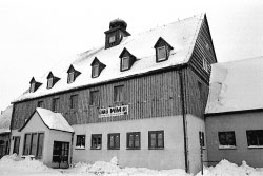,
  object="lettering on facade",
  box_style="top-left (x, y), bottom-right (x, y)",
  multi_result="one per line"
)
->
top-left (99, 105), bottom-right (128, 118)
